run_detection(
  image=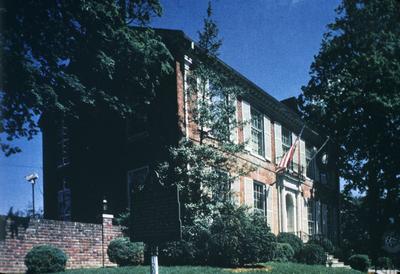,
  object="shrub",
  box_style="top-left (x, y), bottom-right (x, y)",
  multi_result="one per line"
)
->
top-left (296, 243), bottom-right (327, 265)
top-left (277, 232), bottom-right (303, 255)
top-left (377, 257), bottom-right (392, 269)
top-left (348, 254), bottom-right (371, 272)
top-left (107, 237), bottom-right (144, 266)
top-left (161, 204), bottom-right (277, 267)
top-left (208, 205), bottom-right (277, 267)
top-left (309, 237), bottom-right (335, 254)
top-left (159, 222), bottom-right (211, 266)
top-left (24, 245), bottom-right (67, 274)
top-left (274, 243), bottom-right (295, 262)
